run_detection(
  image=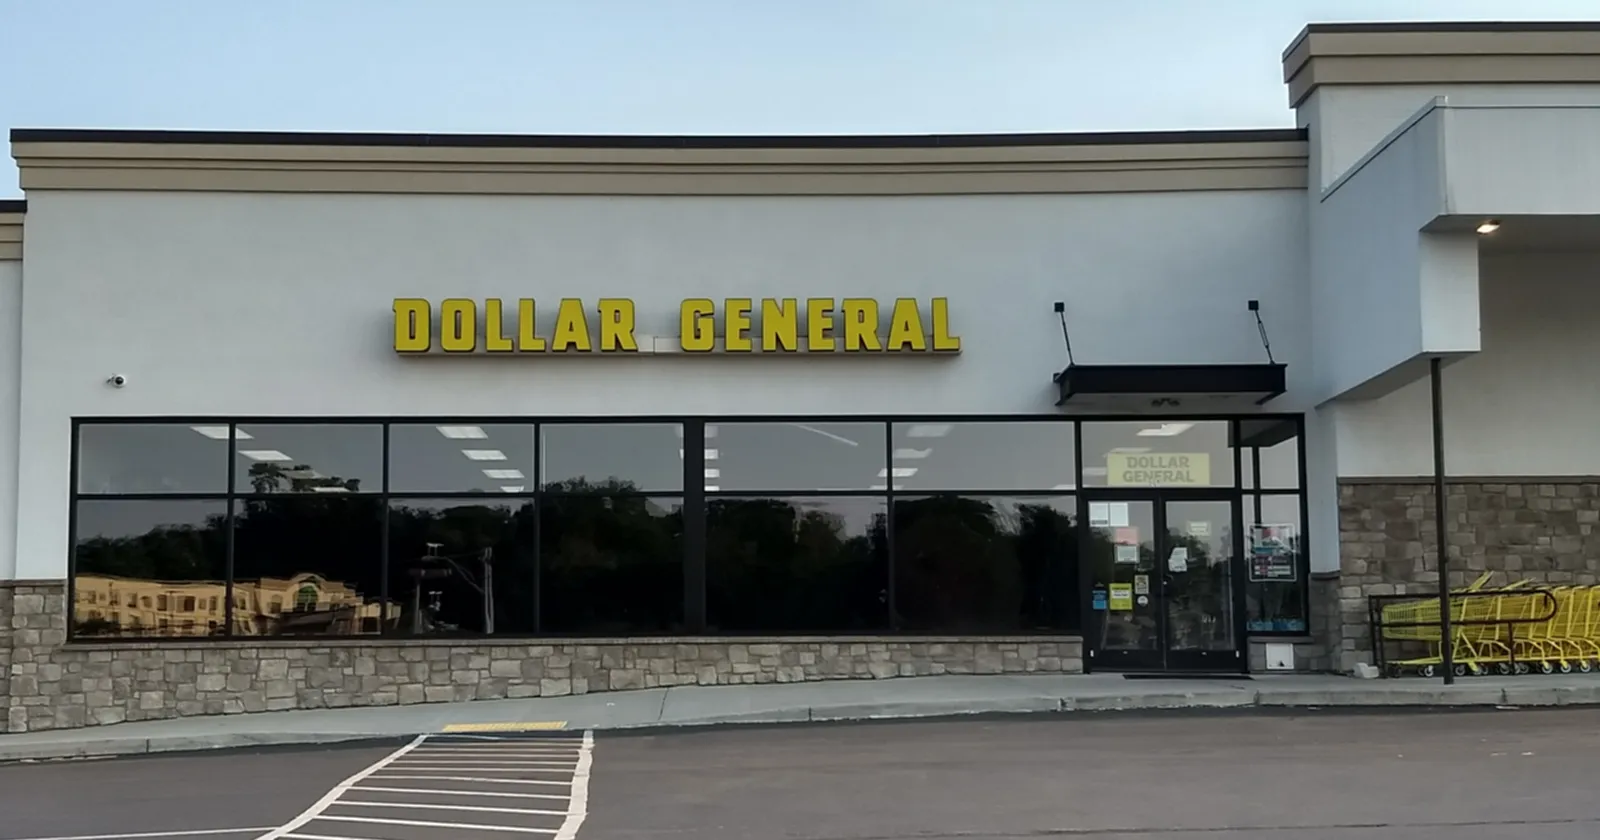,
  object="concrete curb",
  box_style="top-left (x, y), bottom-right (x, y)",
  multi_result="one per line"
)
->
top-left (7, 683), bottom-right (1600, 762)
top-left (0, 732), bottom-right (402, 762)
